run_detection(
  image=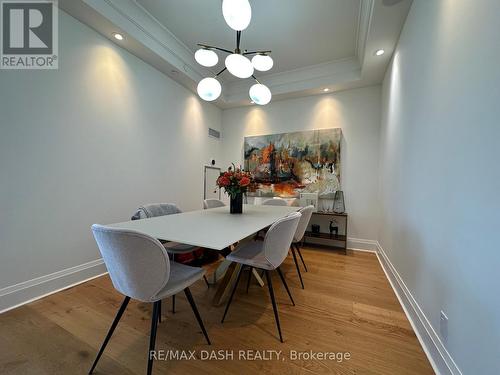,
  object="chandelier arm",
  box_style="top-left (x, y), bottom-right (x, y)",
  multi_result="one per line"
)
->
top-left (215, 67), bottom-right (227, 77)
top-left (243, 50), bottom-right (272, 56)
top-left (197, 43), bottom-right (233, 54)
top-left (251, 74), bottom-right (261, 84)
